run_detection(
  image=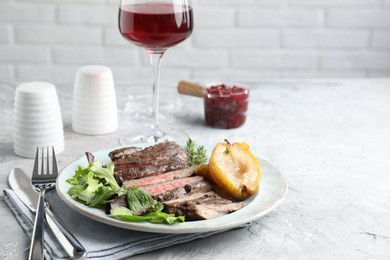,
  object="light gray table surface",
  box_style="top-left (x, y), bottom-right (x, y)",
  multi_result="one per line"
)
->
top-left (0, 79), bottom-right (389, 259)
